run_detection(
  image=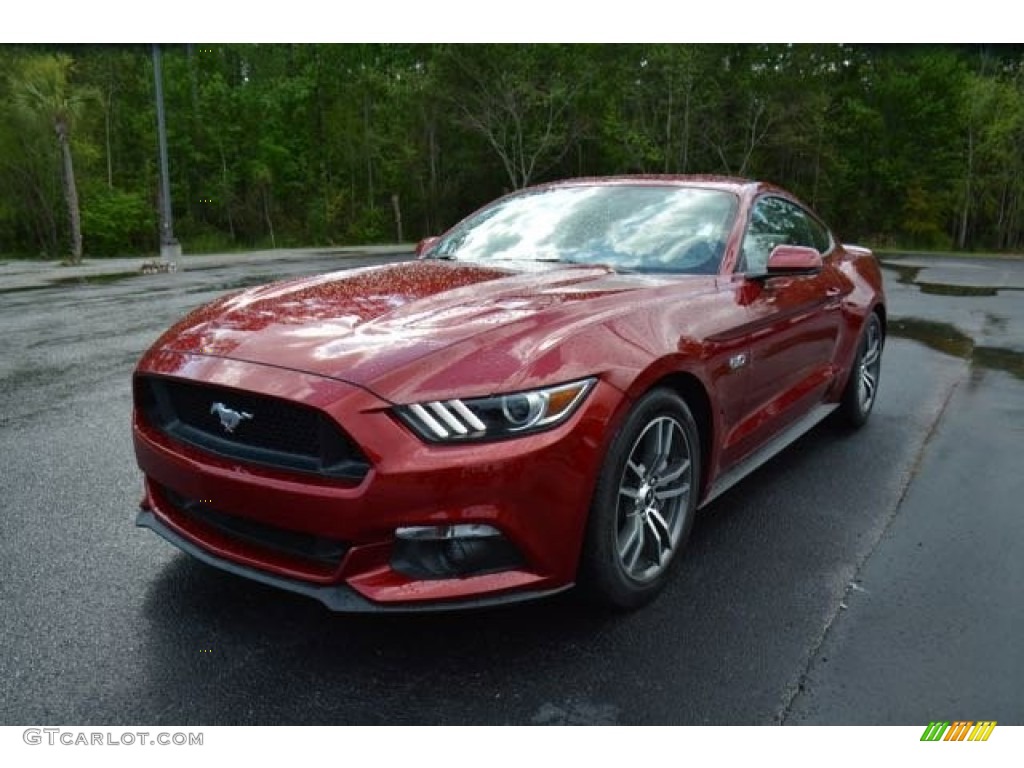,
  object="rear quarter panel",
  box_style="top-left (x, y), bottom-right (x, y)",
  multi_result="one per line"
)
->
top-left (829, 244), bottom-right (886, 399)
